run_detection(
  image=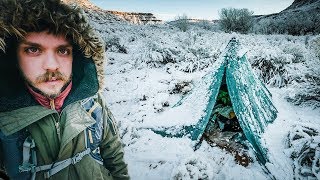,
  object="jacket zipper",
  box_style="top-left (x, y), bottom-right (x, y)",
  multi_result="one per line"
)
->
top-left (50, 99), bottom-right (84, 144)
top-left (50, 99), bottom-right (61, 142)
top-left (50, 99), bottom-right (55, 110)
